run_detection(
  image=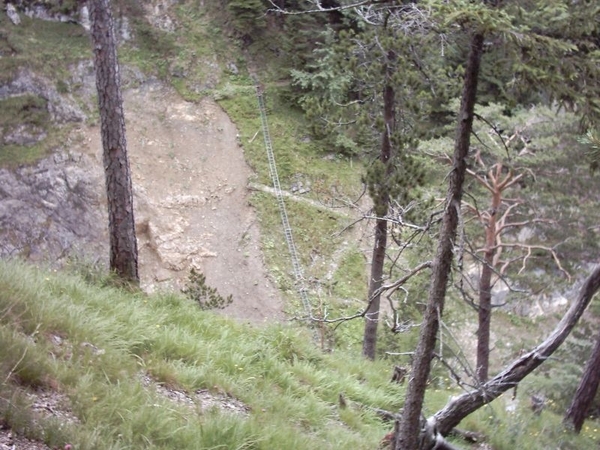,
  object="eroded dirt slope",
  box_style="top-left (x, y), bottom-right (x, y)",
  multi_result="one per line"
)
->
top-left (88, 82), bottom-right (285, 323)
top-left (0, 79), bottom-right (284, 324)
